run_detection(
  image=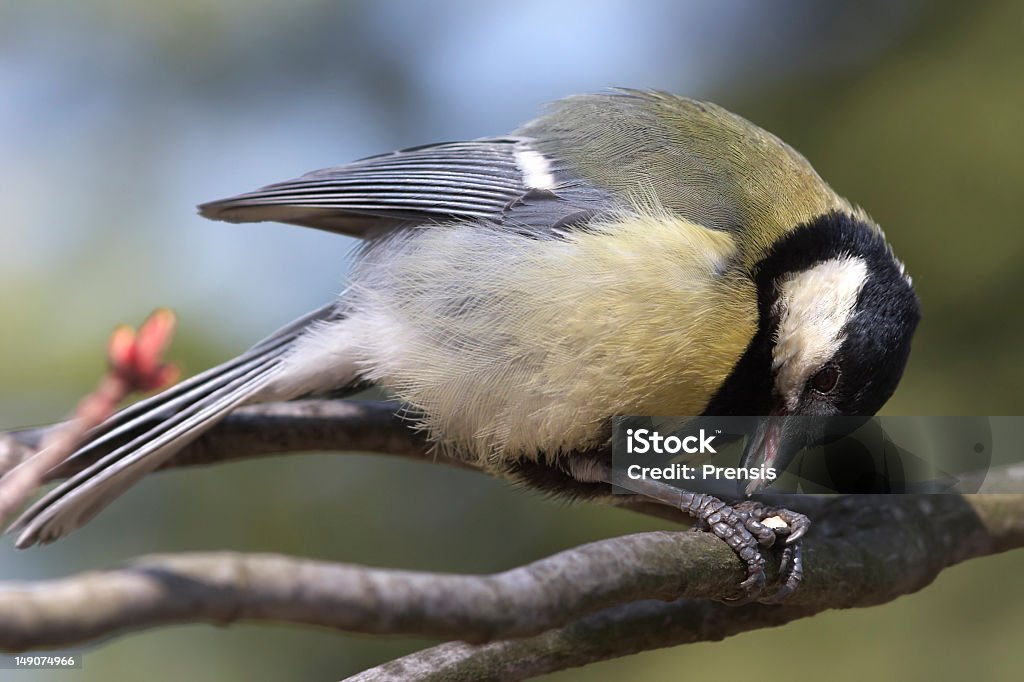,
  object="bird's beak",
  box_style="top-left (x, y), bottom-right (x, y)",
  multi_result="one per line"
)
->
top-left (739, 412), bottom-right (801, 495)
